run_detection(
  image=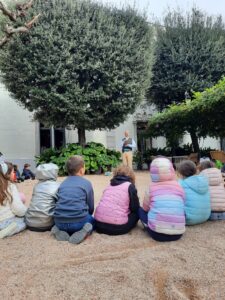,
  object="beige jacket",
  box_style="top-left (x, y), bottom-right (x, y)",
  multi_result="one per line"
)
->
top-left (201, 168), bottom-right (225, 212)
